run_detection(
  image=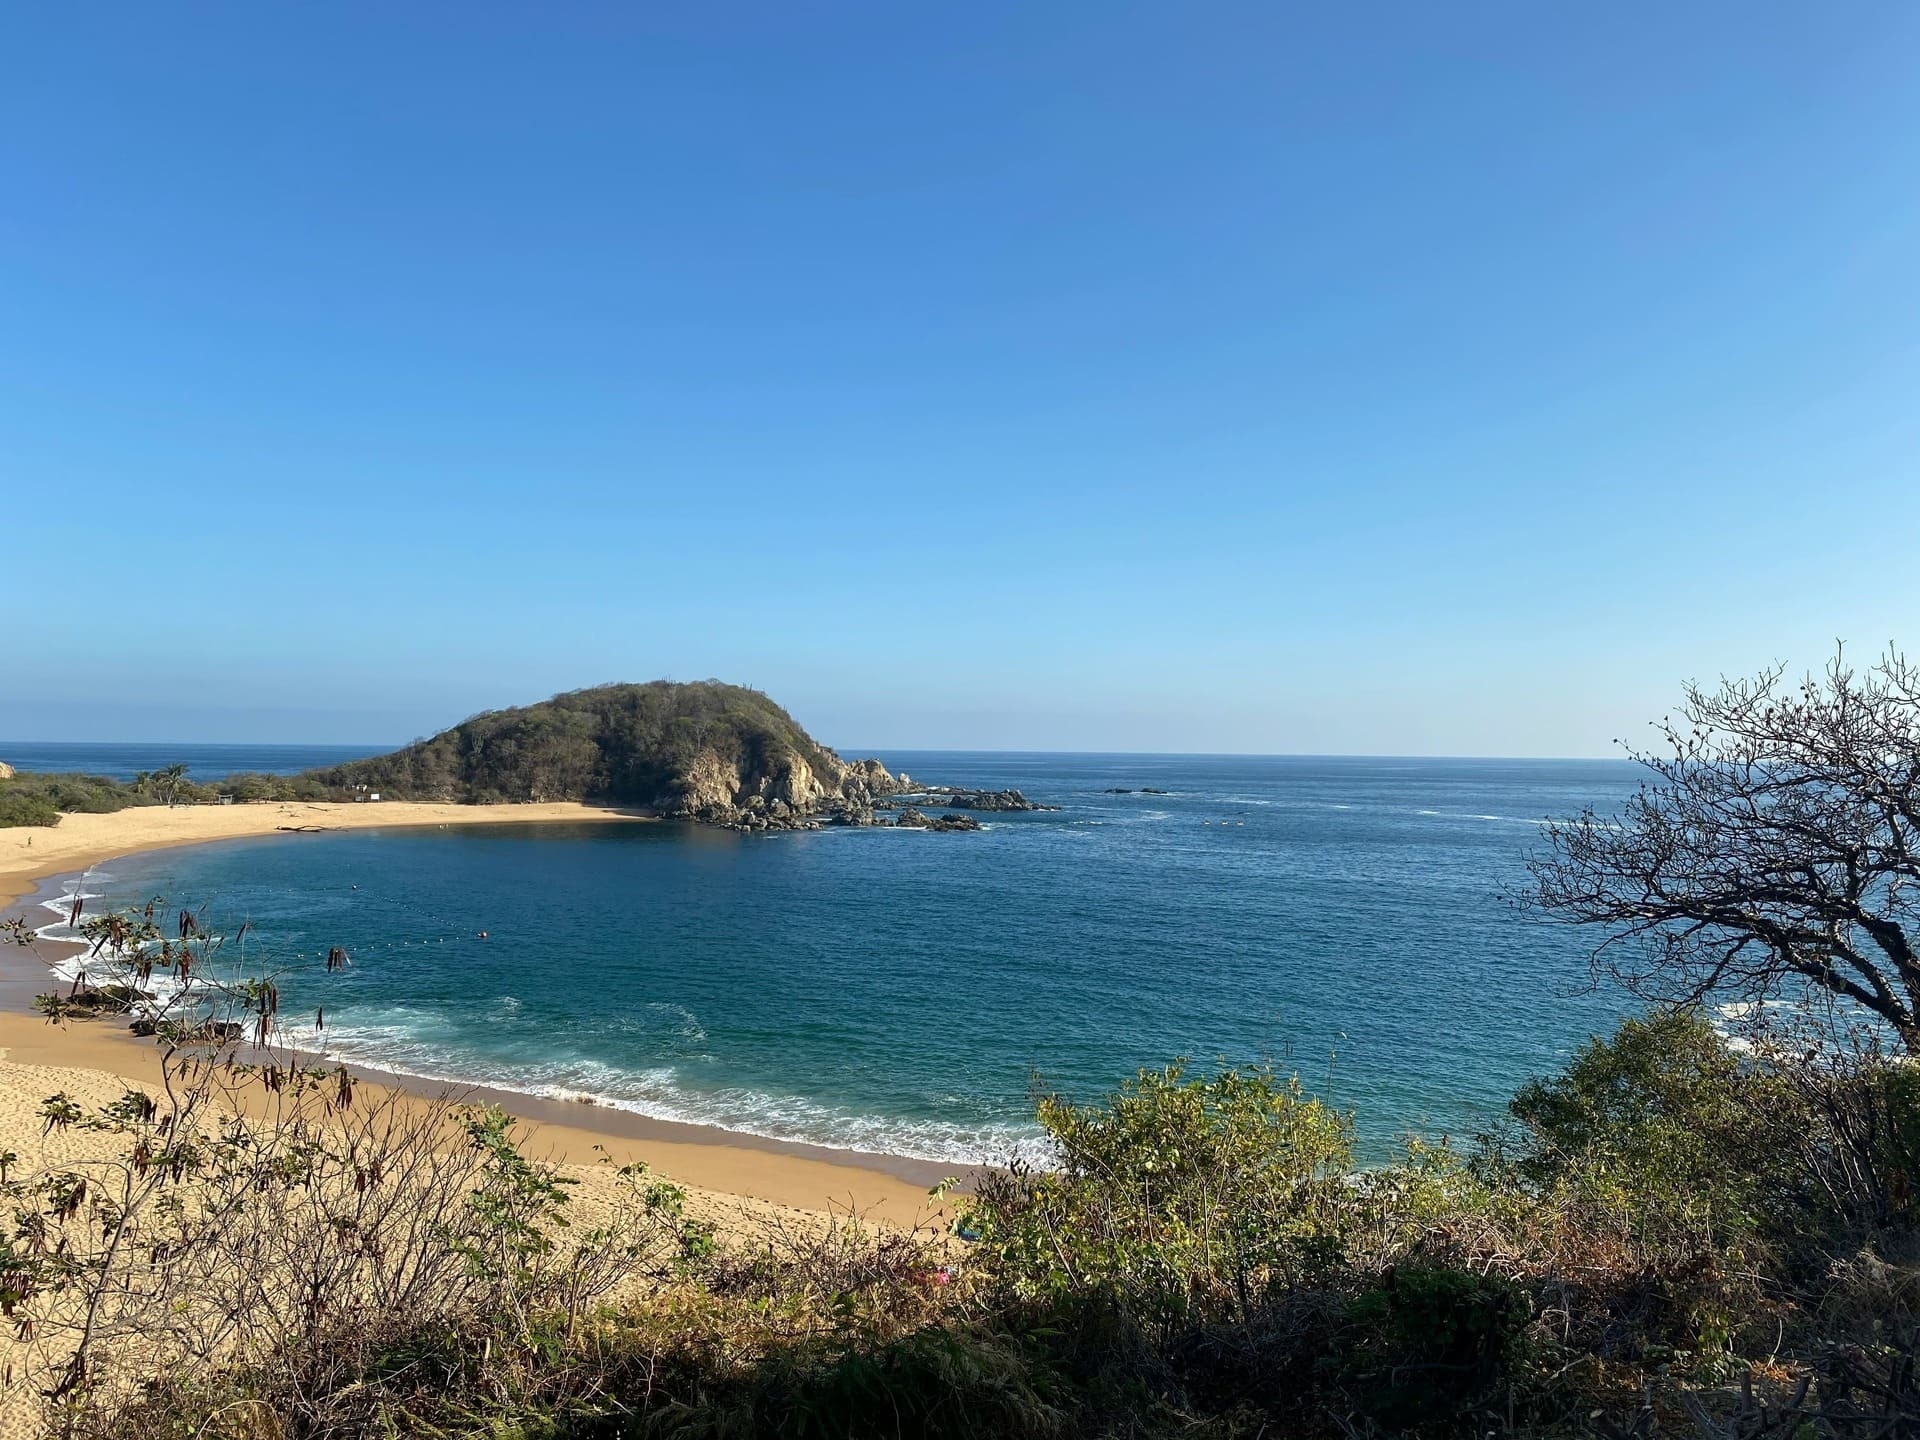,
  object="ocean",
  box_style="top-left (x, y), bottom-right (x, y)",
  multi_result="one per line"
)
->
top-left (27, 749), bottom-right (1637, 1165)
top-left (0, 741), bottom-right (386, 780)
